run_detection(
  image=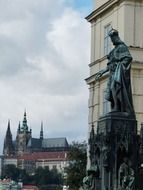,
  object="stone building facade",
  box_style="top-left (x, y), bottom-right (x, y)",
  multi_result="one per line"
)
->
top-left (86, 0), bottom-right (143, 134)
